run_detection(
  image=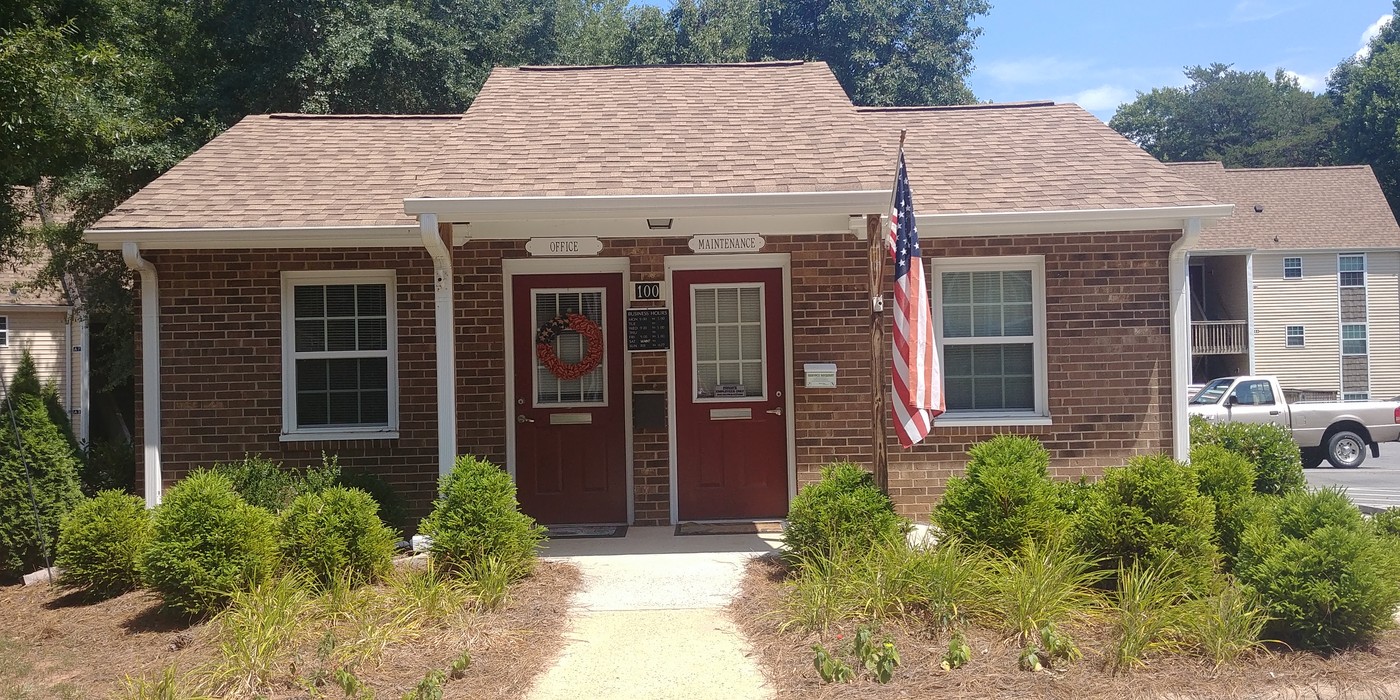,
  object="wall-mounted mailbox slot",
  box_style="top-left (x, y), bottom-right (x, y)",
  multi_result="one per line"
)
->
top-left (804, 363), bottom-right (837, 388)
top-left (549, 413), bottom-right (593, 425)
